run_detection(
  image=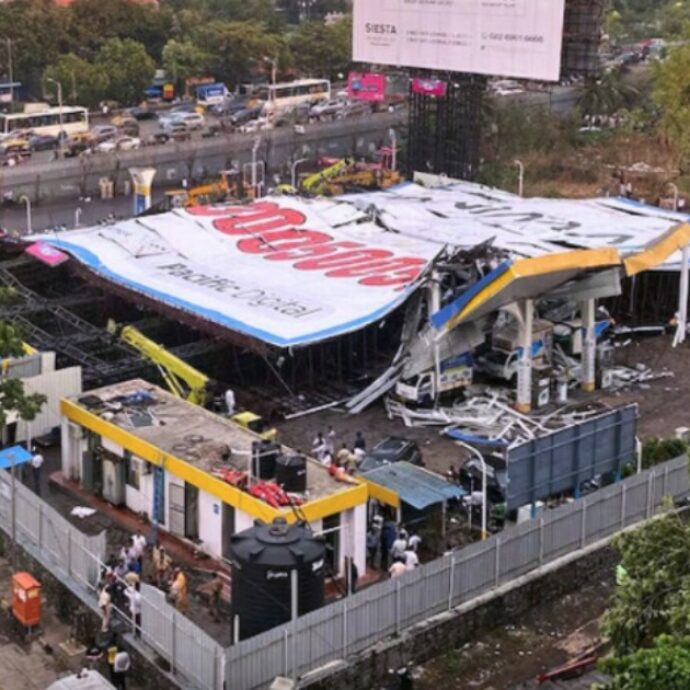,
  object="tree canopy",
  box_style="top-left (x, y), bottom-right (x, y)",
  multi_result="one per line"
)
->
top-left (1, 0), bottom-right (354, 105)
